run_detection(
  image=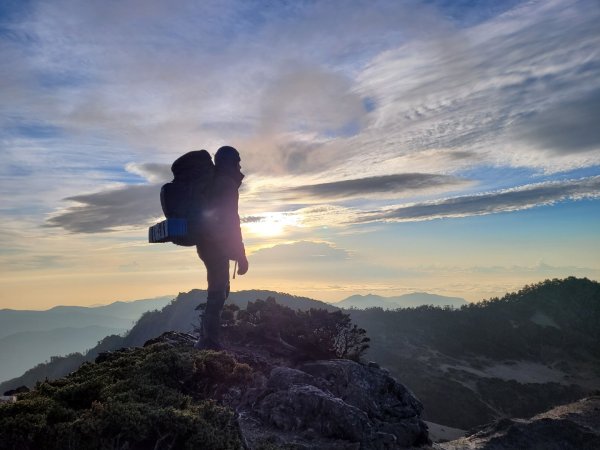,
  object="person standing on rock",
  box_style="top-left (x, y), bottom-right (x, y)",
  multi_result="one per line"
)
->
top-left (195, 145), bottom-right (249, 350)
